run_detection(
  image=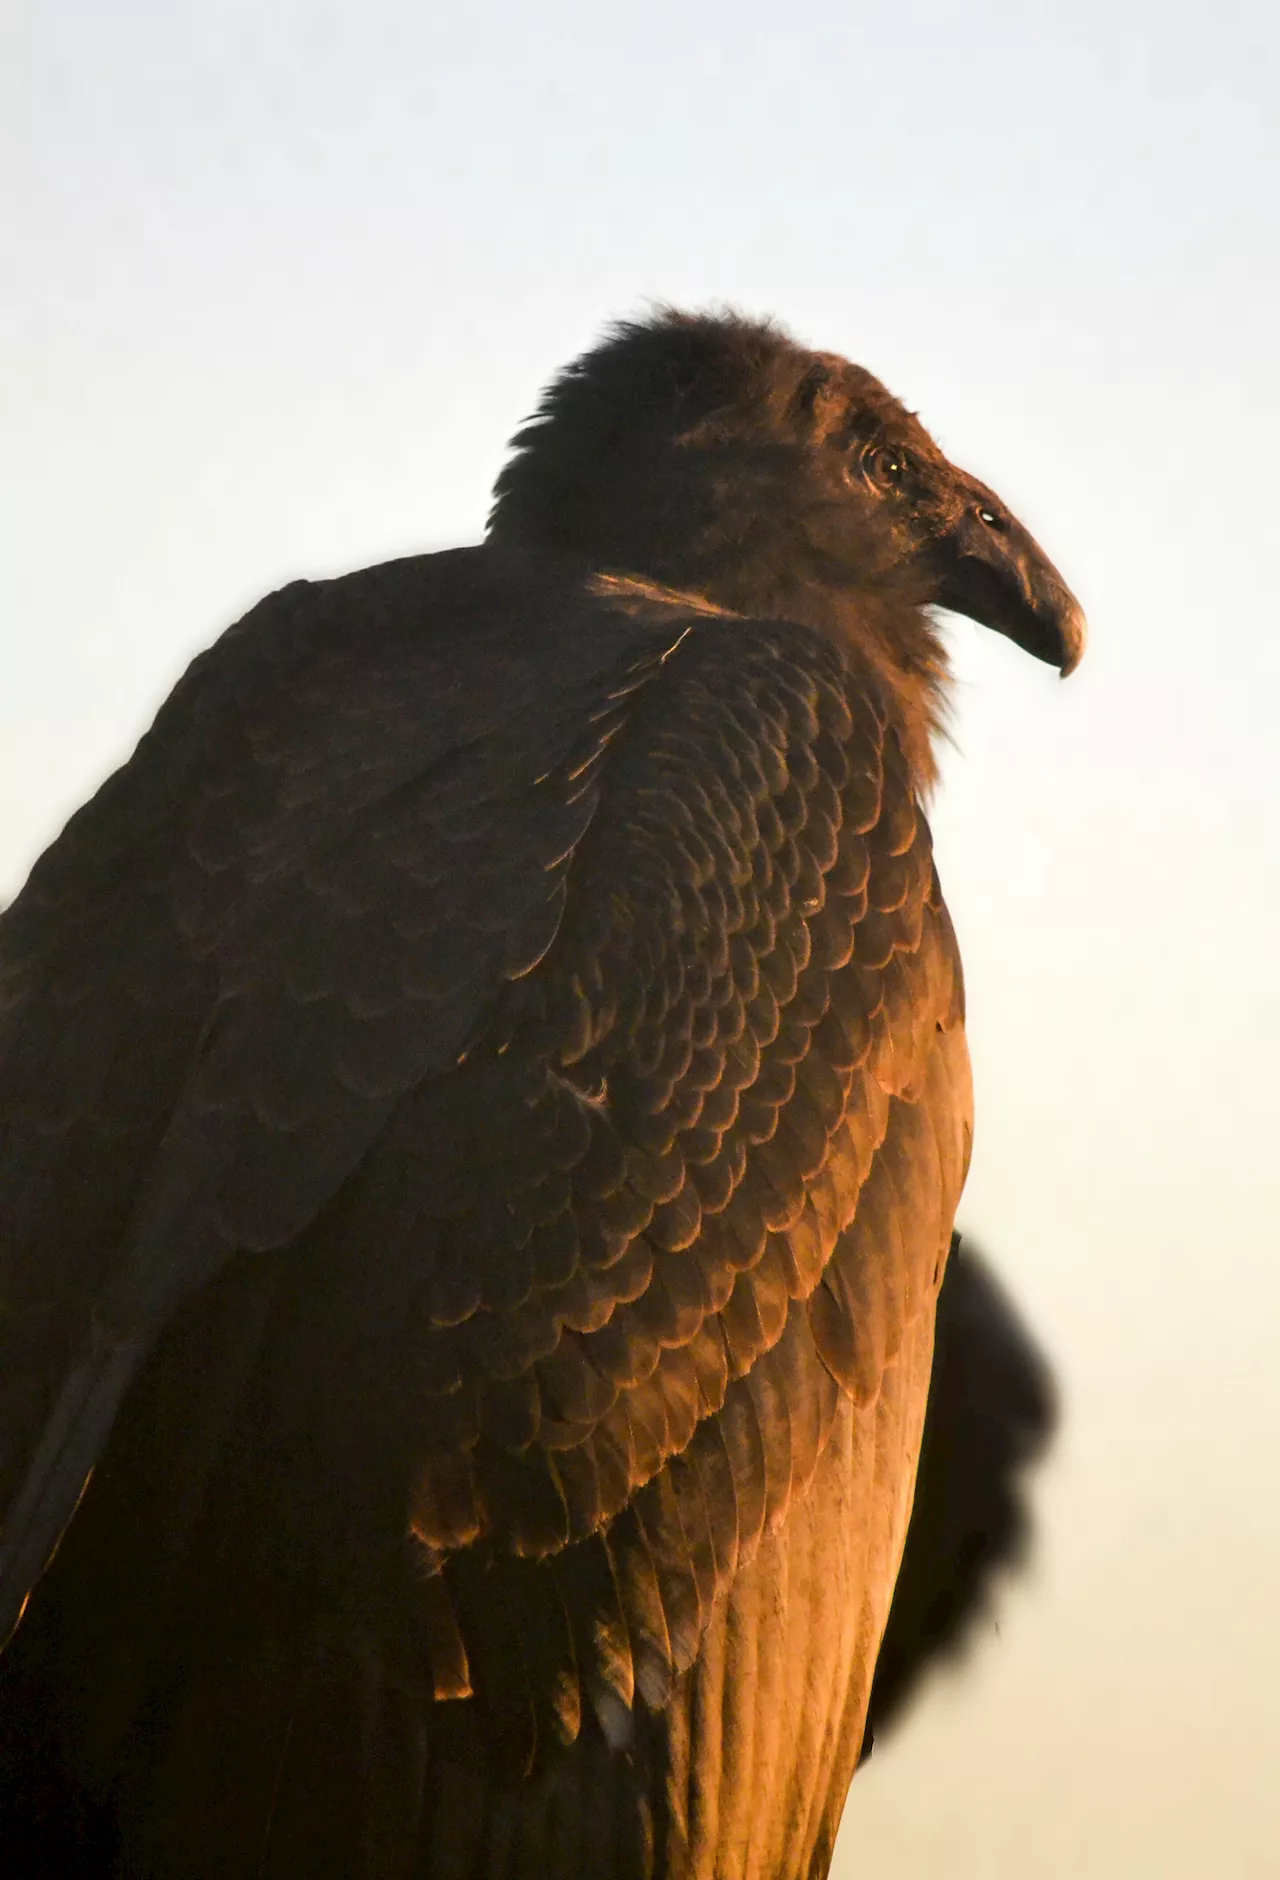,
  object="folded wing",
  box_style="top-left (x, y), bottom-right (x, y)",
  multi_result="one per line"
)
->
top-left (0, 561), bottom-right (971, 1879)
